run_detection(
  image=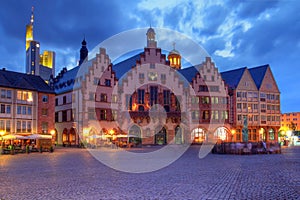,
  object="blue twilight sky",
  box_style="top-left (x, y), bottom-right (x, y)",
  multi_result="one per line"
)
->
top-left (0, 0), bottom-right (299, 113)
